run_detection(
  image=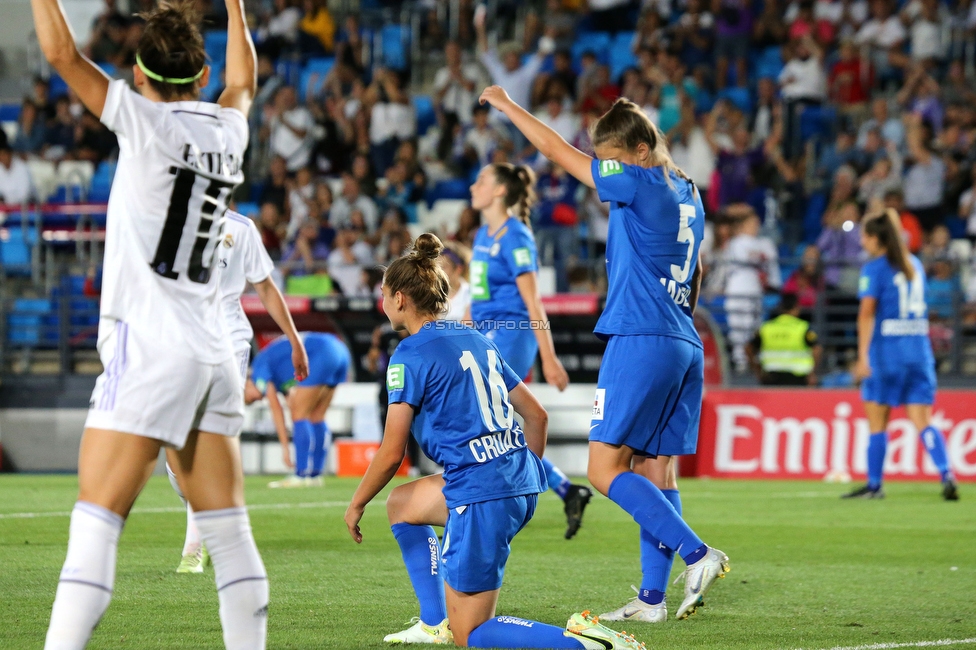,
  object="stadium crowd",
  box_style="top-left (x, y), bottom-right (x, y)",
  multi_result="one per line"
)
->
top-left (6, 0), bottom-right (976, 359)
